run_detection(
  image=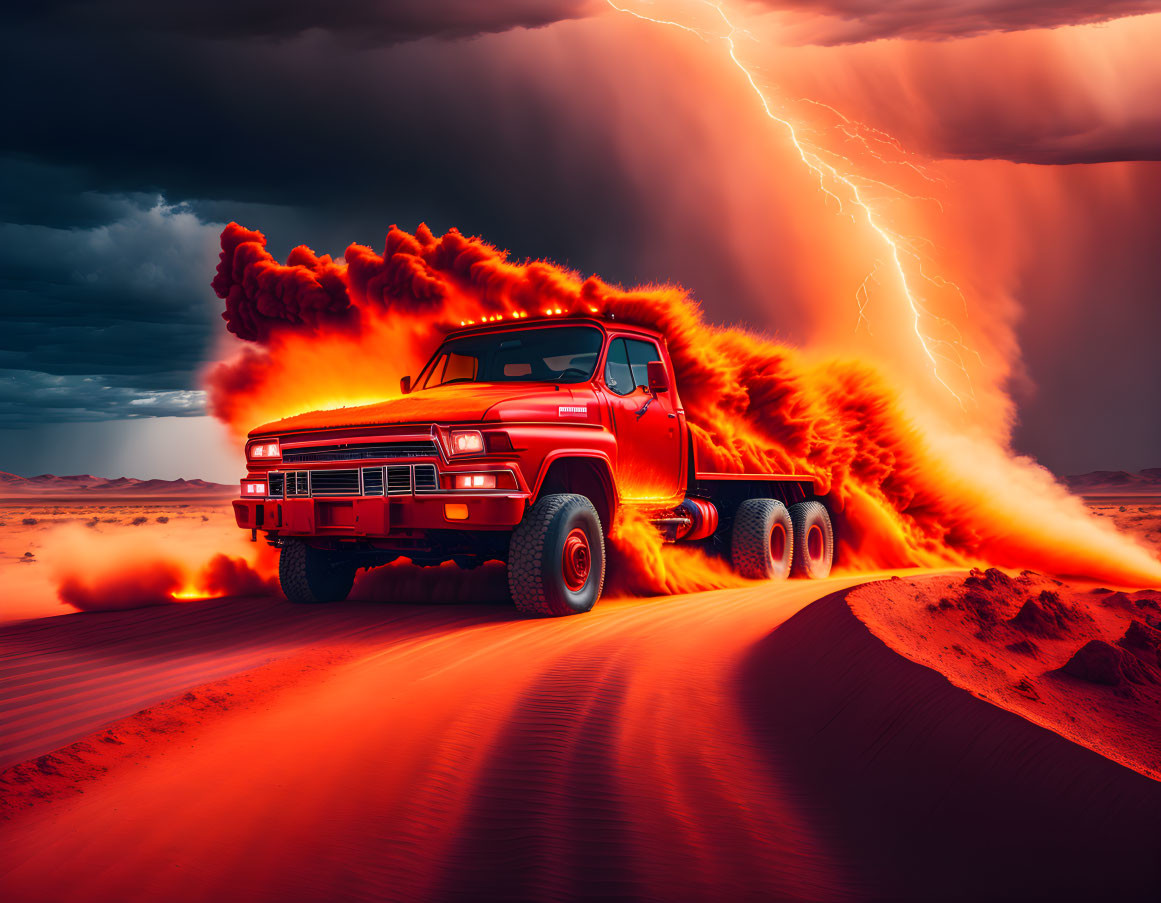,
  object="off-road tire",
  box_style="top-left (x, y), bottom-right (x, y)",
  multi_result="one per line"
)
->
top-left (731, 498), bottom-right (793, 580)
top-left (279, 539), bottom-right (356, 603)
top-left (508, 493), bottom-right (605, 617)
top-left (789, 500), bottom-right (834, 579)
